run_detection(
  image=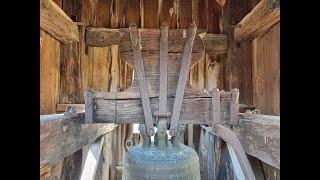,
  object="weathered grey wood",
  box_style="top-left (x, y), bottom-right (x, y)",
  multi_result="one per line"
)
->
top-left (234, 0), bottom-right (280, 42)
top-left (234, 114), bottom-right (280, 169)
top-left (119, 28), bottom-right (204, 52)
top-left (212, 124), bottom-right (256, 180)
top-left (227, 143), bottom-right (246, 180)
top-left (85, 27), bottom-right (125, 47)
top-left (159, 24), bottom-right (168, 118)
top-left (212, 88), bottom-right (221, 125)
top-left (94, 97), bottom-right (213, 124)
top-left (80, 137), bottom-right (104, 180)
top-left (202, 33), bottom-right (228, 56)
top-left (230, 88), bottom-right (240, 125)
top-left (85, 89), bottom-right (94, 123)
top-left (40, 0), bottom-right (79, 43)
top-left (129, 24), bottom-right (154, 136)
top-left (169, 23), bottom-right (197, 136)
top-left (199, 126), bottom-right (214, 180)
top-left (60, 149), bottom-right (82, 180)
top-left (40, 113), bottom-right (117, 165)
